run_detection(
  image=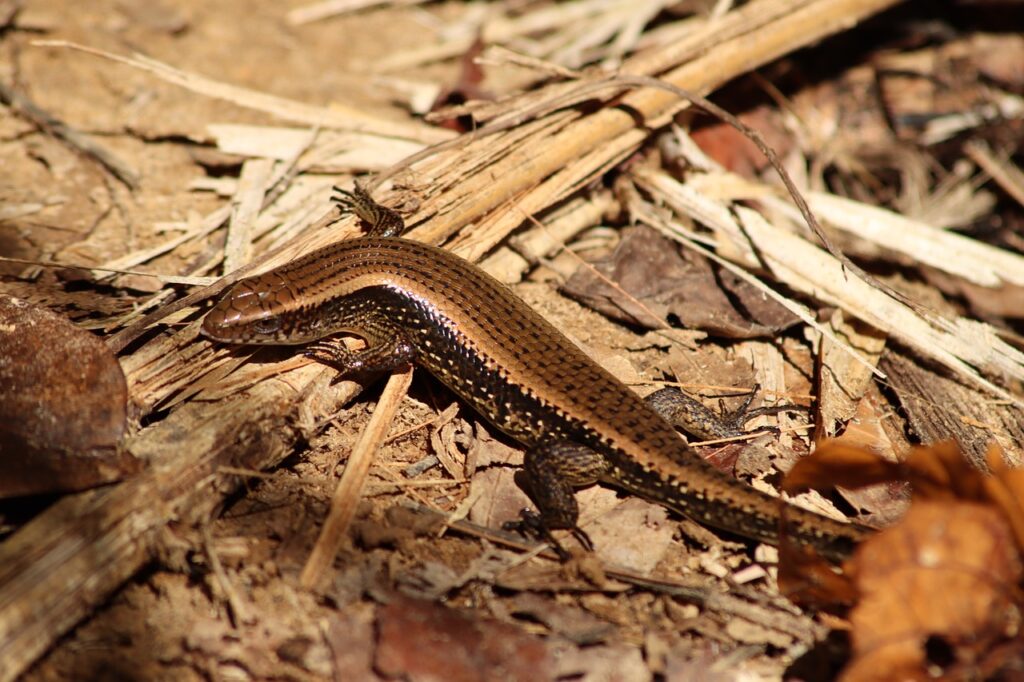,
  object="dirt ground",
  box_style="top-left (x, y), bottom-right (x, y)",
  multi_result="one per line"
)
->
top-left (2, 0), bottom-right (1024, 680)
